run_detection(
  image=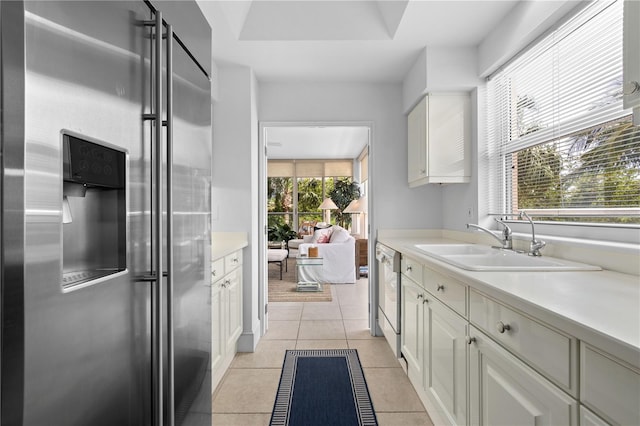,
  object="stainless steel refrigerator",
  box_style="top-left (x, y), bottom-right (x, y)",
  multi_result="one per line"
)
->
top-left (0, 1), bottom-right (212, 425)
